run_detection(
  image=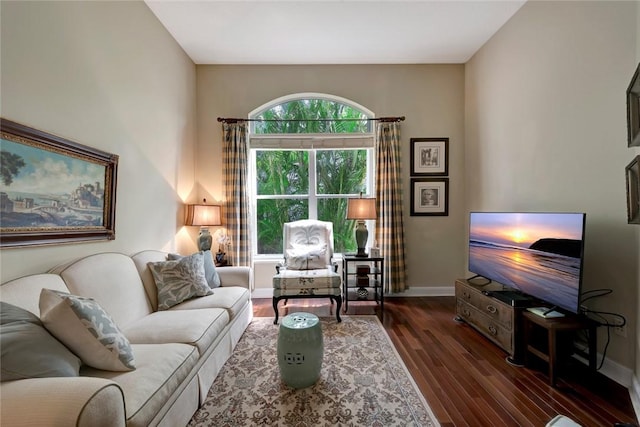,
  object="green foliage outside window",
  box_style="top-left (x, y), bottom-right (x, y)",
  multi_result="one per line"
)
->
top-left (253, 98), bottom-right (371, 255)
